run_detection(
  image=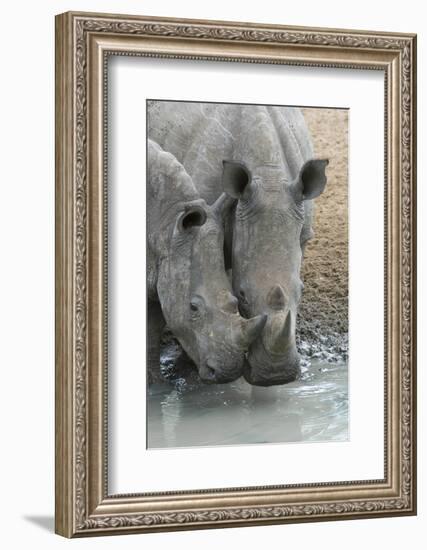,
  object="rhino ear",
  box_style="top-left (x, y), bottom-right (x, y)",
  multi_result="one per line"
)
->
top-left (222, 160), bottom-right (252, 199)
top-left (295, 159), bottom-right (329, 200)
top-left (177, 205), bottom-right (207, 232)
